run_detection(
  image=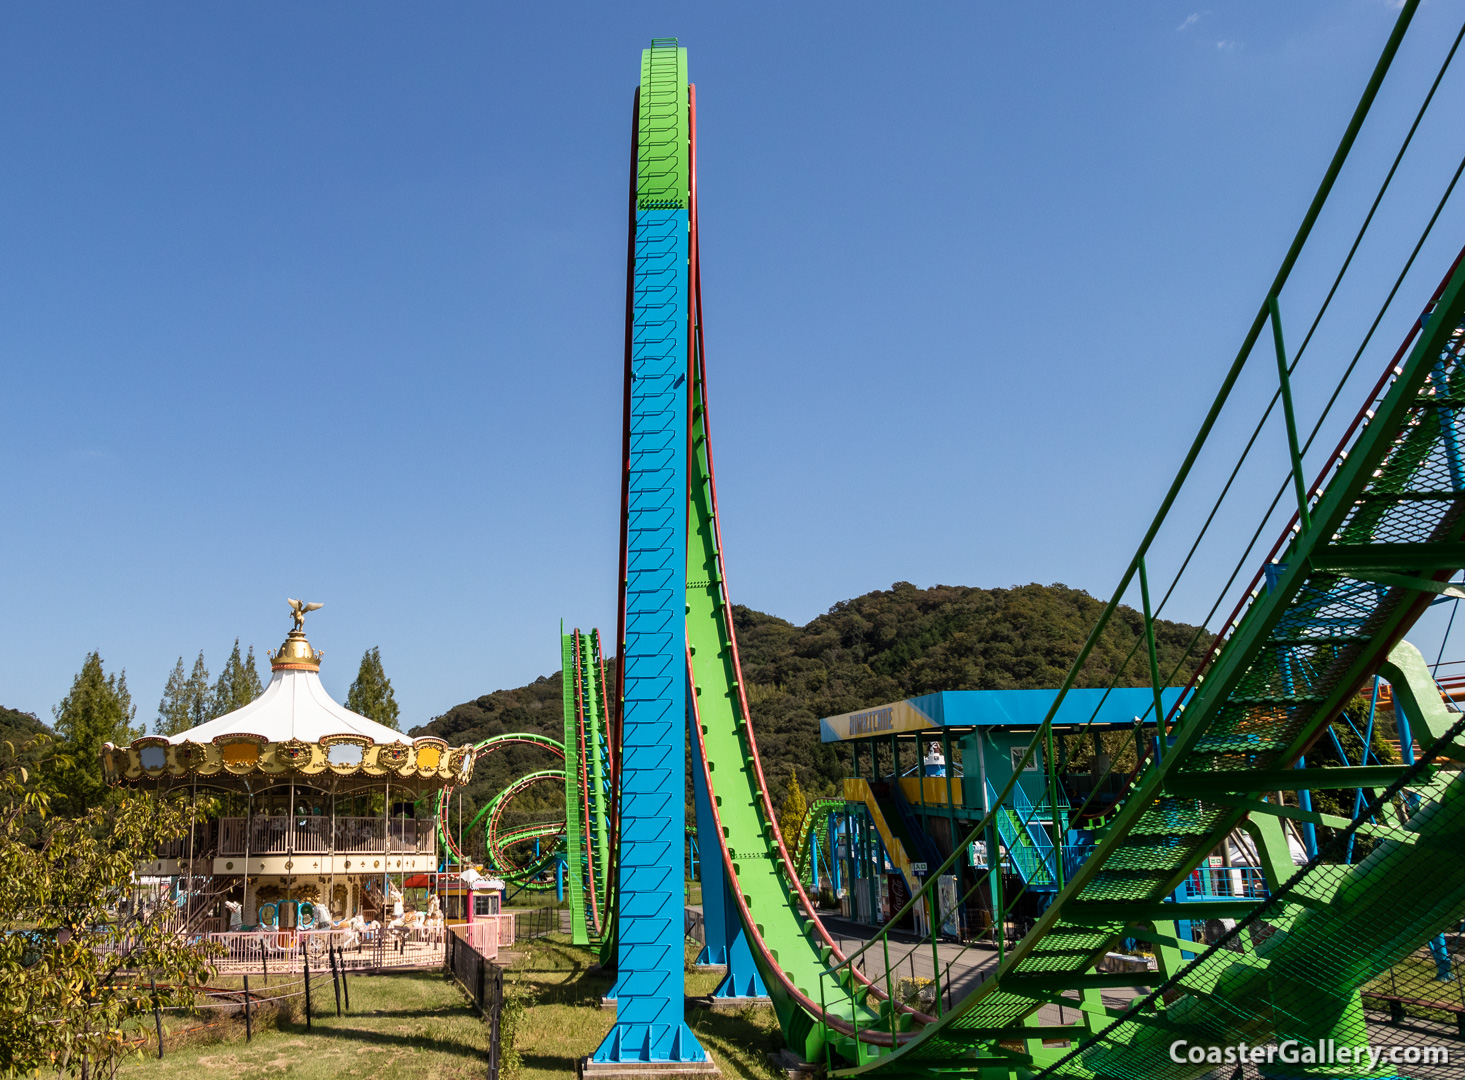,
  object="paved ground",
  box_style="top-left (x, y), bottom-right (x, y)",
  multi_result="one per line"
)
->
top-left (814, 913), bottom-right (1150, 1021)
